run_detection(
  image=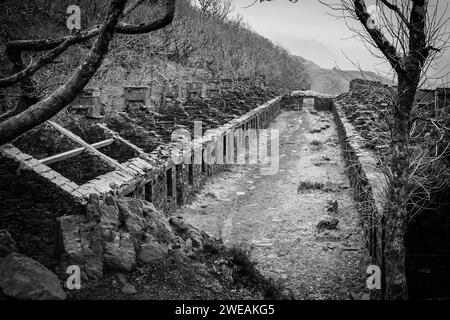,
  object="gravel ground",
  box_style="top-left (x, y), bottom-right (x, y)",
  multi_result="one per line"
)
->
top-left (180, 104), bottom-right (373, 300)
